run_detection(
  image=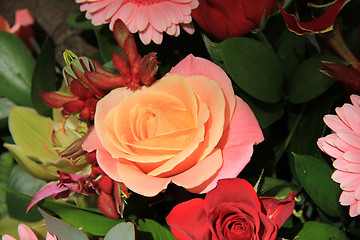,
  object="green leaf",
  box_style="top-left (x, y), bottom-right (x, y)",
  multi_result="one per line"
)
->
top-left (237, 90), bottom-right (284, 129)
top-left (0, 97), bottom-right (16, 130)
top-left (201, 33), bottom-right (225, 69)
top-left (41, 202), bottom-right (124, 236)
top-left (104, 222), bottom-right (136, 240)
top-left (258, 177), bottom-right (298, 199)
top-left (31, 37), bottom-right (57, 116)
top-left (216, 37), bottom-right (284, 103)
top-left (94, 25), bottom-right (124, 63)
top-left (289, 94), bottom-right (340, 156)
top-left (293, 154), bottom-right (343, 218)
top-left (137, 219), bottom-right (176, 240)
top-left (276, 29), bottom-right (306, 80)
top-left (65, 12), bottom-right (93, 30)
top-left (286, 54), bottom-right (344, 104)
top-left (39, 209), bottom-right (89, 240)
top-left (6, 165), bottom-right (46, 221)
top-left (296, 221), bottom-right (348, 239)
top-left (0, 32), bottom-right (35, 106)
